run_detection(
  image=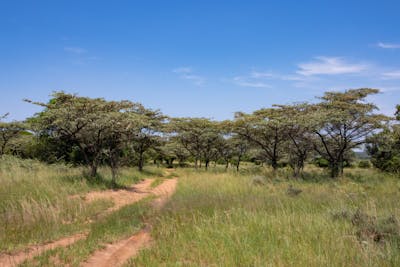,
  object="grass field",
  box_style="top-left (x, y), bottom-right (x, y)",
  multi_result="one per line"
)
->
top-left (1, 157), bottom-right (400, 266)
top-left (0, 156), bottom-right (162, 252)
top-left (20, 198), bottom-right (151, 267)
top-left (130, 167), bottom-right (400, 267)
